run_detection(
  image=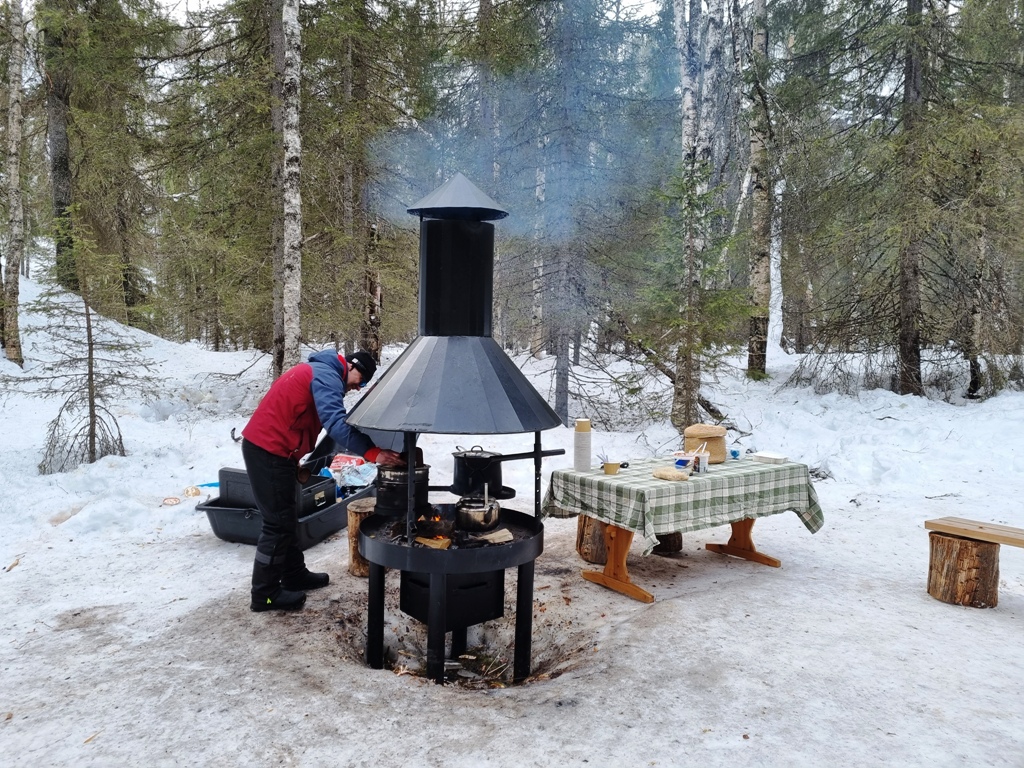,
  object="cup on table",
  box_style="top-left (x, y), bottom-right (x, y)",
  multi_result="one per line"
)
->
top-left (728, 448), bottom-right (741, 460)
top-left (695, 452), bottom-right (711, 473)
top-left (602, 462), bottom-right (621, 475)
